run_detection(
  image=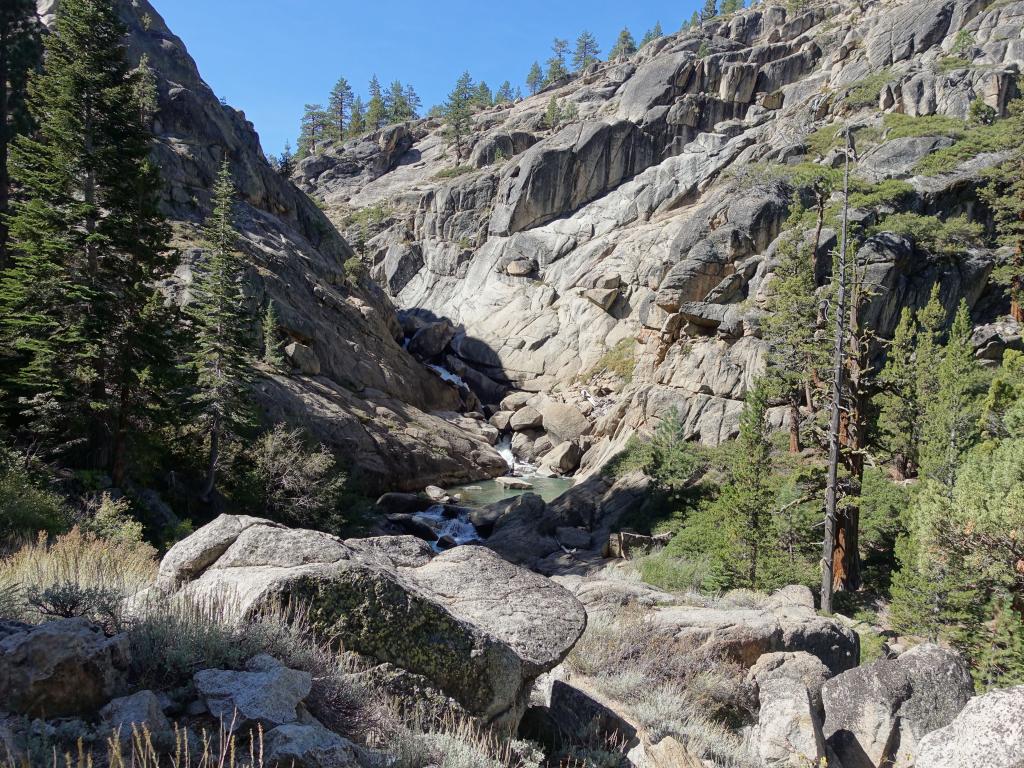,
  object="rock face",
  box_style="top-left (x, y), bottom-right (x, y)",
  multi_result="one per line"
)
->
top-left (650, 587), bottom-right (859, 674)
top-left (752, 678), bottom-right (827, 767)
top-left (193, 655), bottom-right (313, 731)
top-left (820, 643), bottom-right (974, 768)
top-left (155, 515), bottom-right (587, 727)
top-left (0, 618), bottom-right (130, 717)
top-left (37, 0), bottom-right (509, 492)
top-left (915, 685), bottom-right (1024, 768)
top-left (295, 0), bottom-right (1020, 471)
